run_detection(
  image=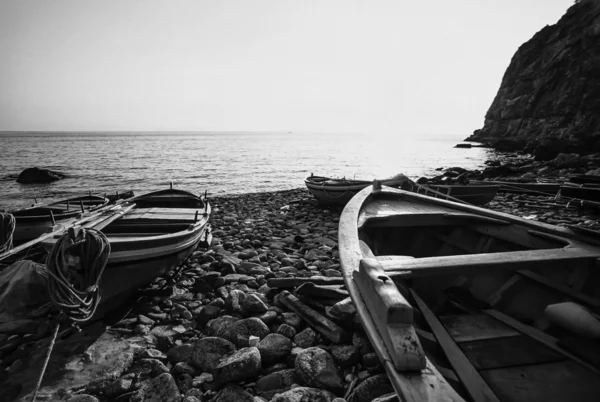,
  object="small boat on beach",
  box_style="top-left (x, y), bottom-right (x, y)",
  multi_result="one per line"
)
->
top-left (469, 180), bottom-right (562, 195)
top-left (339, 182), bottom-right (600, 401)
top-left (426, 184), bottom-right (499, 206)
top-left (40, 187), bottom-right (212, 318)
top-left (305, 175), bottom-right (499, 206)
top-left (568, 174), bottom-right (600, 186)
top-left (559, 185), bottom-right (600, 202)
top-left (9, 194), bottom-right (110, 243)
top-left (304, 175), bottom-right (410, 206)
